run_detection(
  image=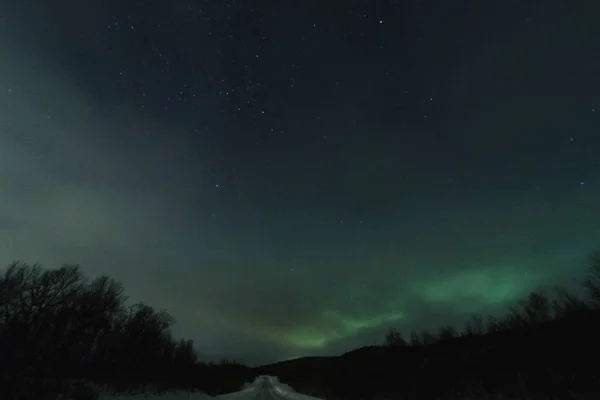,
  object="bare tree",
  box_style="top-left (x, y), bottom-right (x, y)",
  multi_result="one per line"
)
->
top-left (551, 285), bottom-right (588, 318)
top-left (485, 315), bottom-right (500, 333)
top-left (583, 252), bottom-right (600, 307)
top-left (438, 325), bottom-right (457, 341)
top-left (518, 290), bottom-right (552, 325)
top-left (0, 261), bottom-right (201, 398)
top-left (174, 339), bottom-right (198, 366)
top-left (409, 331), bottom-right (422, 346)
top-left (420, 331), bottom-right (437, 345)
top-left (385, 328), bottom-right (407, 347)
top-left (462, 313), bottom-right (485, 336)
